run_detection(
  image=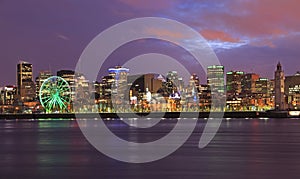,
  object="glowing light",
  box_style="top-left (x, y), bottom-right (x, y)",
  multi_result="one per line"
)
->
top-left (39, 76), bottom-right (71, 113)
